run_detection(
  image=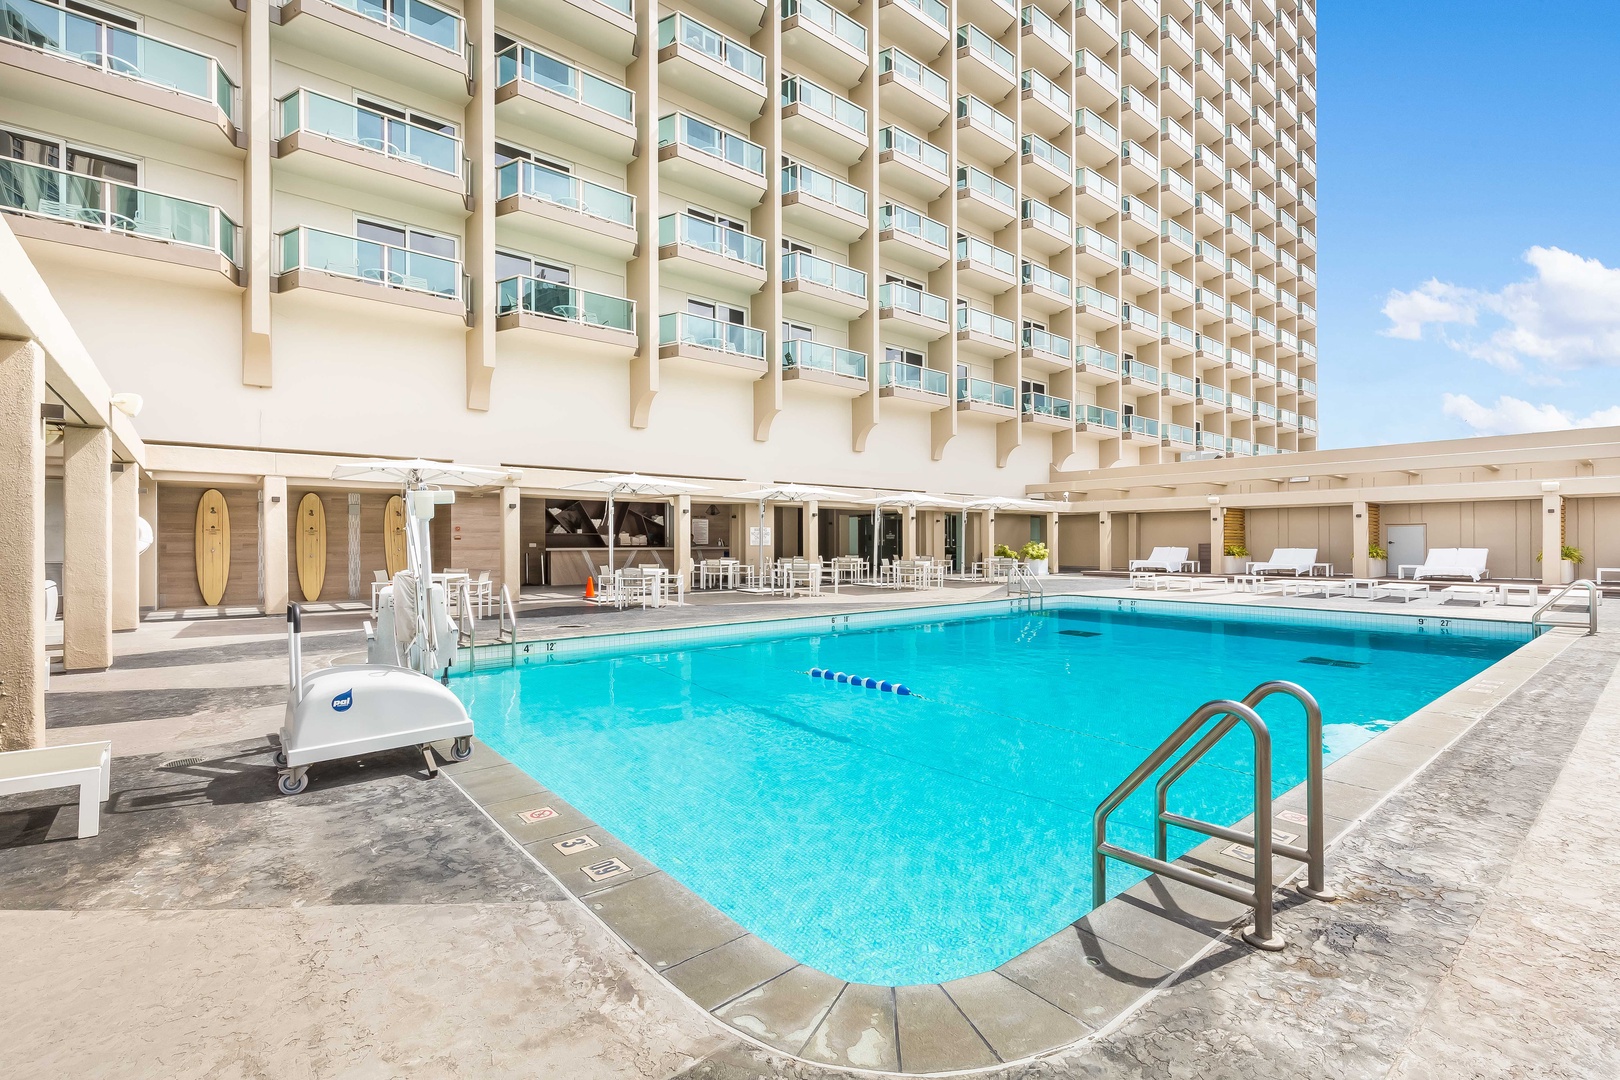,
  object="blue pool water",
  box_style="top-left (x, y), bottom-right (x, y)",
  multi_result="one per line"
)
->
top-left (452, 601), bottom-right (1524, 985)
